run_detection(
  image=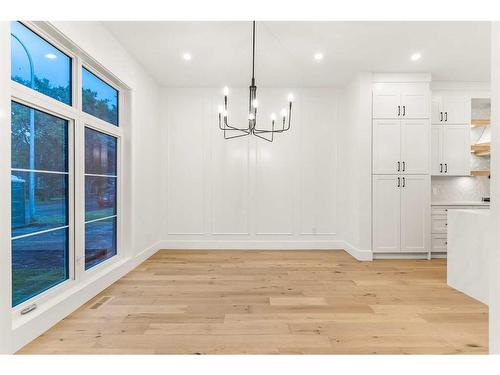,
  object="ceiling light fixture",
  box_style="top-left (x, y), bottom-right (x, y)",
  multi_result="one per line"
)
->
top-left (314, 52), bottom-right (324, 61)
top-left (44, 53), bottom-right (57, 59)
top-left (411, 52), bottom-right (421, 61)
top-left (218, 21), bottom-right (293, 142)
top-left (182, 52), bottom-right (192, 61)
